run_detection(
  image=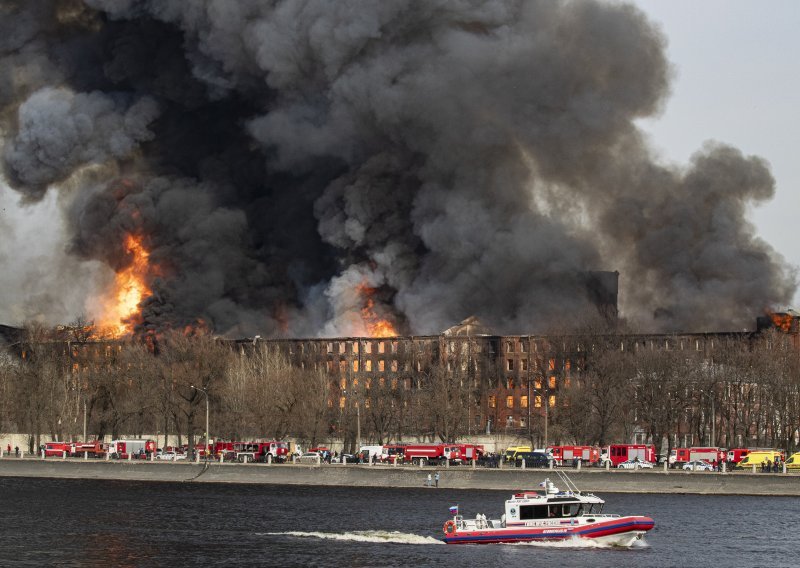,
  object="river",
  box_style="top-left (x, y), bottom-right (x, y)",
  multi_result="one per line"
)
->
top-left (0, 477), bottom-right (794, 567)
